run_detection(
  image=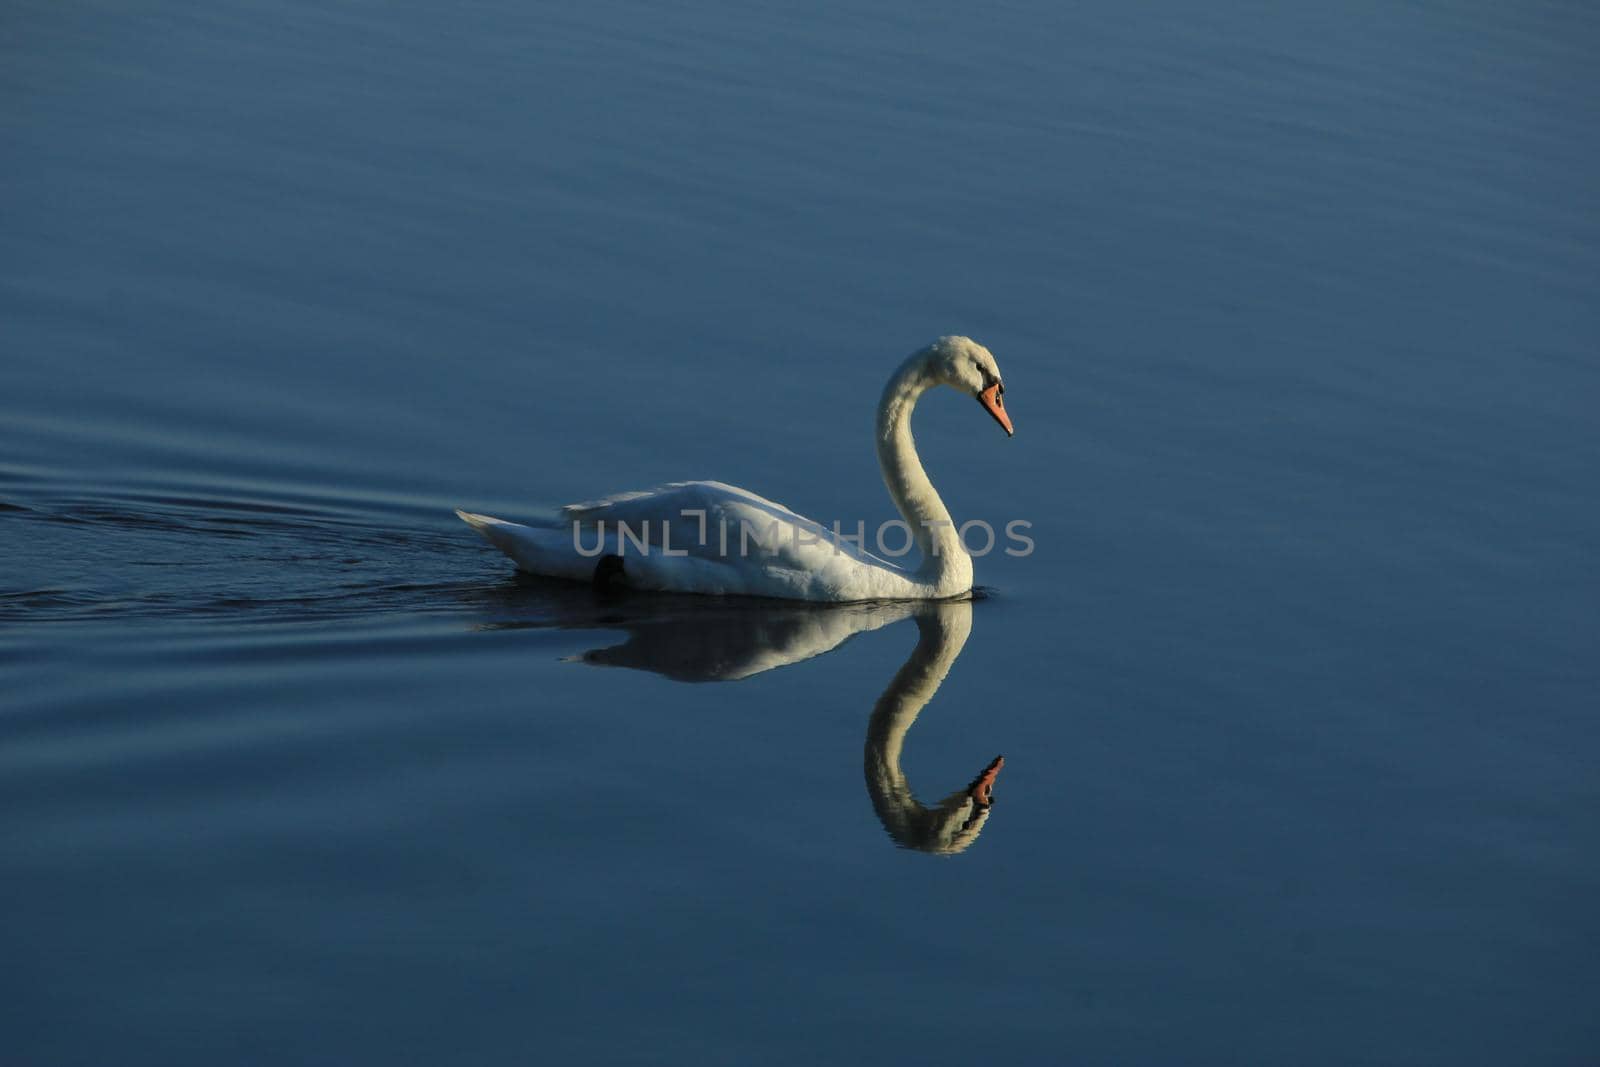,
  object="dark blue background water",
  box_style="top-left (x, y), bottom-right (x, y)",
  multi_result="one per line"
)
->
top-left (3, 1), bottom-right (1596, 1062)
